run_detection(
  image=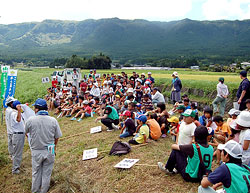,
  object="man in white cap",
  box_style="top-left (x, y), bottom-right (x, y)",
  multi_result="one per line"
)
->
top-left (146, 72), bottom-right (155, 88)
top-left (171, 71), bottom-right (182, 104)
top-left (9, 100), bottom-right (25, 174)
top-left (25, 98), bottom-right (62, 193)
top-left (5, 97), bottom-right (16, 159)
top-left (199, 140), bottom-right (250, 193)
